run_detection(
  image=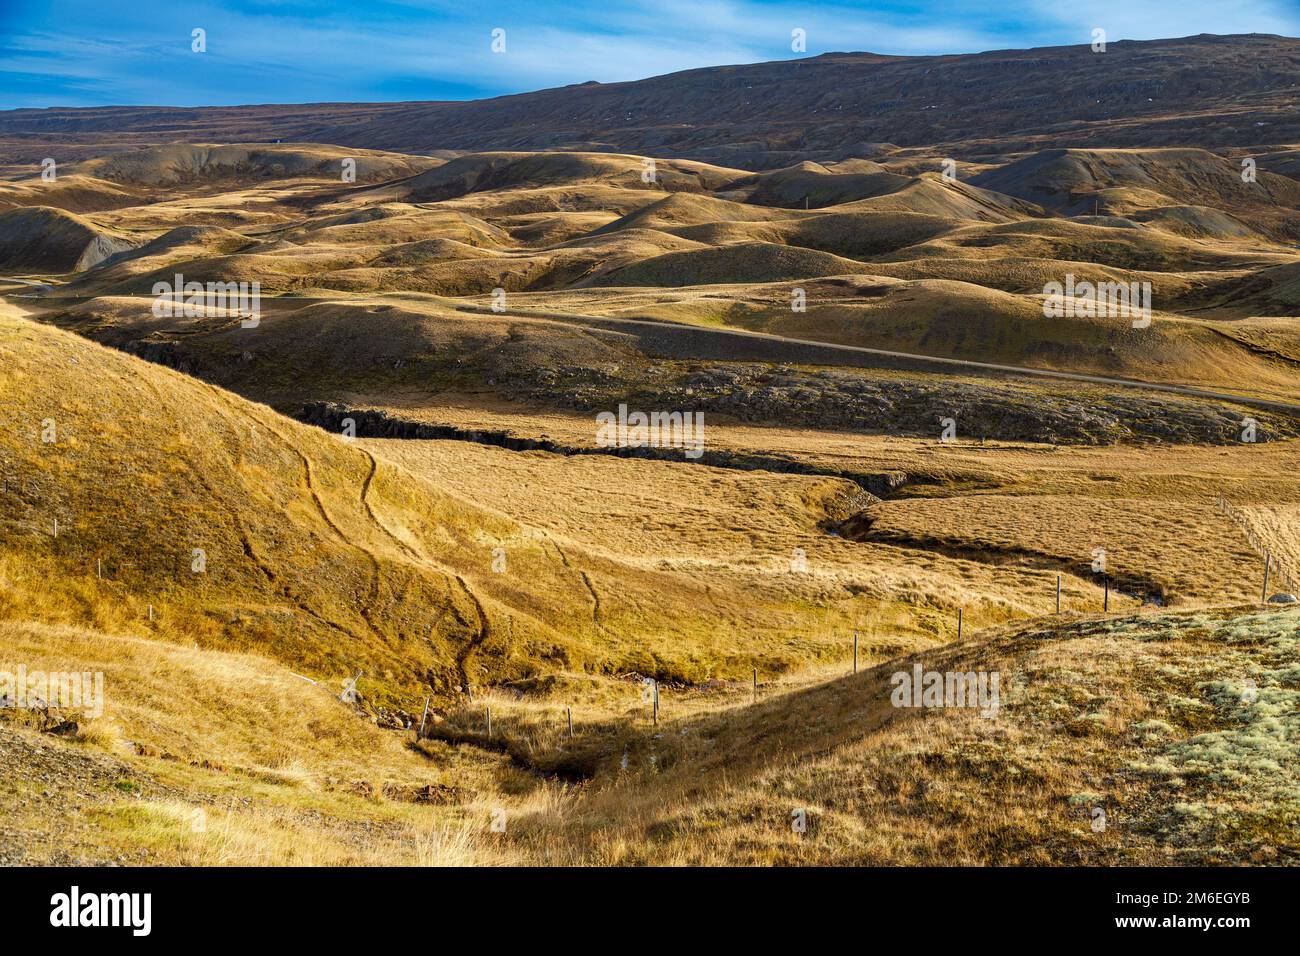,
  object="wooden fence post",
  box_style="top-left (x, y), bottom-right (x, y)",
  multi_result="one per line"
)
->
top-left (417, 697), bottom-right (430, 739)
